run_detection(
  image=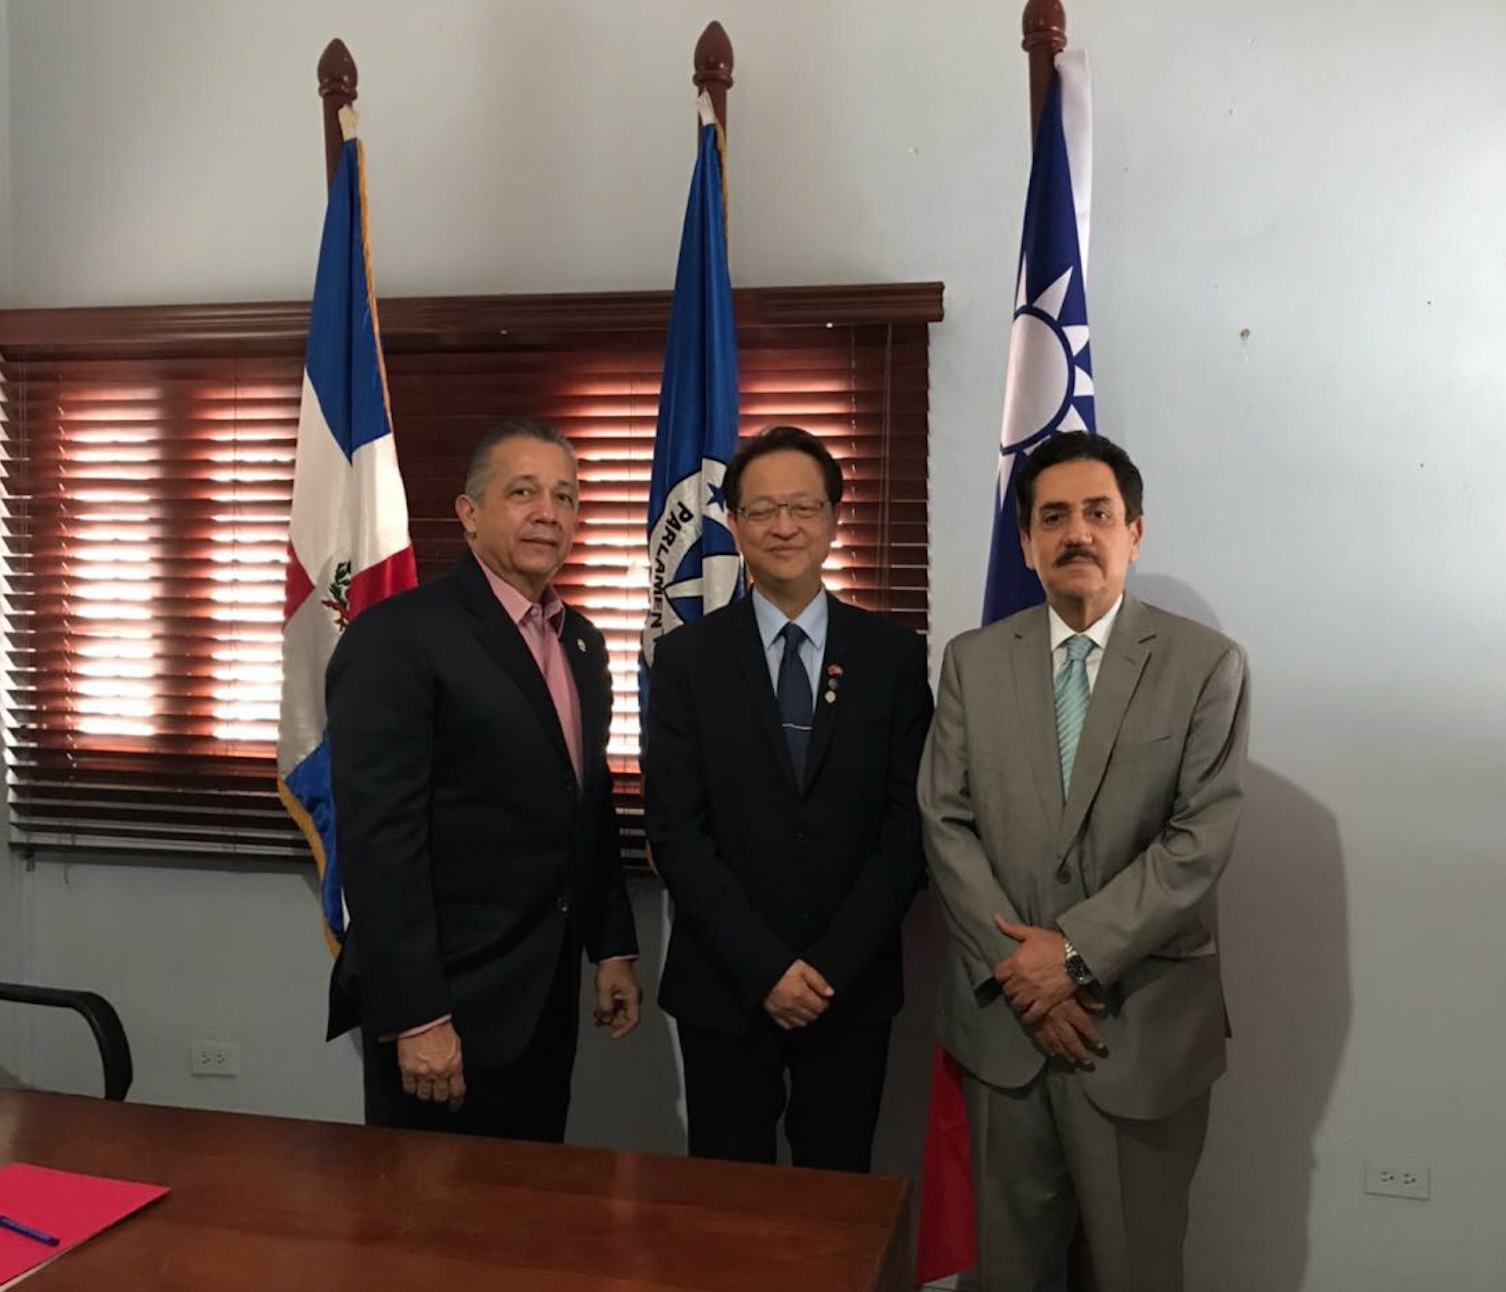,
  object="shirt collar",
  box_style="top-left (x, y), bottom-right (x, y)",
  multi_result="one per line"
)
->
top-left (476, 554), bottom-right (566, 636)
top-left (751, 585), bottom-right (828, 655)
top-left (1047, 593), bottom-right (1124, 656)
